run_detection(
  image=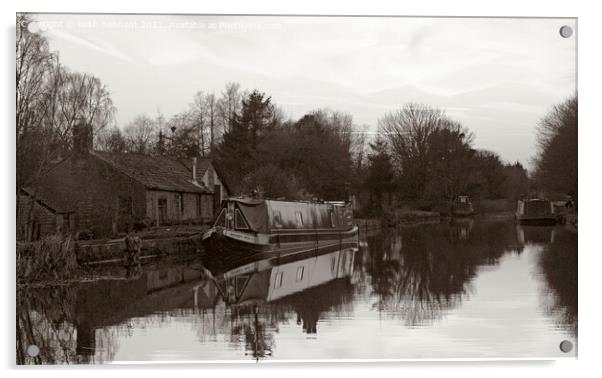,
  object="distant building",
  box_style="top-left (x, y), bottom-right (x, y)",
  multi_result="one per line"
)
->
top-left (19, 123), bottom-right (230, 240)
